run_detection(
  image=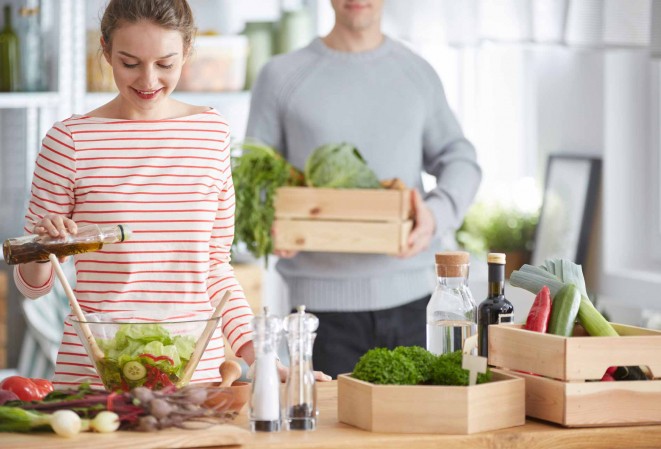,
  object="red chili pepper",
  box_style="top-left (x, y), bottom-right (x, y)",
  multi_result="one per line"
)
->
top-left (524, 286), bottom-right (552, 333)
top-left (0, 376), bottom-right (53, 401)
top-left (139, 353), bottom-right (175, 366)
